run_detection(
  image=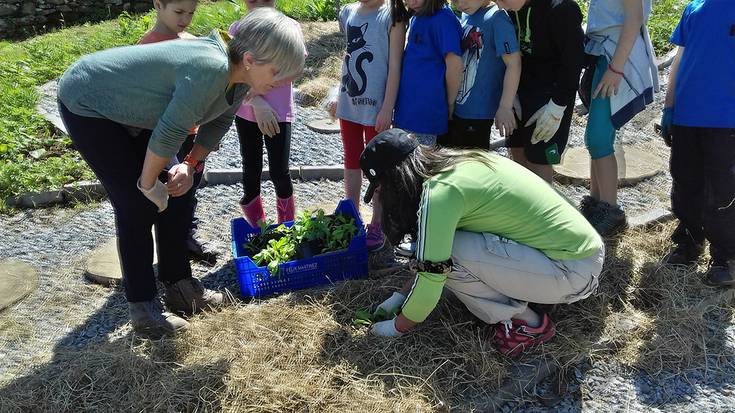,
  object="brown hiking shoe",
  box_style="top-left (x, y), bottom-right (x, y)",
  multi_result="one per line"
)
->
top-left (164, 277), bottom-right (226, 316)
top-left (129, 300), bottom-right (189, 339)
